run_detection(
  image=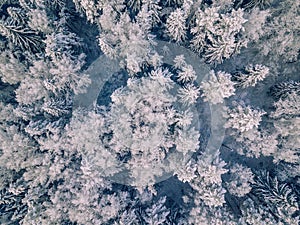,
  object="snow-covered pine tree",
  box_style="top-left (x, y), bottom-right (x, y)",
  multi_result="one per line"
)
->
top-left (166, 8), bottom-right (187, 43)
top-left (234, 64), bottom-right (269, 88)
top-left (200, 70), bottom-right (235, 104)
